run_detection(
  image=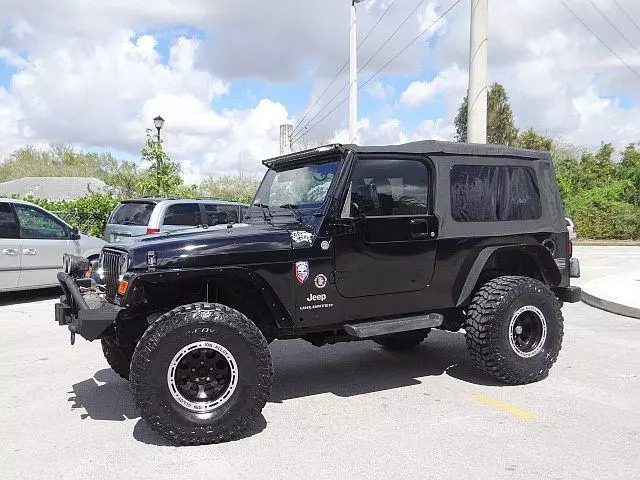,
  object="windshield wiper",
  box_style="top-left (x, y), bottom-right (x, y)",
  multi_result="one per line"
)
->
top-left (251, 202), bottom-right (272, 222)
top-left (278, 204), bottom-right (307, 225)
